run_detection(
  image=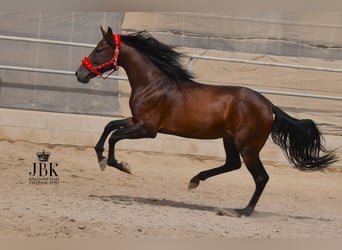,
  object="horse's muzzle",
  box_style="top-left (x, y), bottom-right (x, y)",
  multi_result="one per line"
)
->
top-left (75, 68), bottom-right (91, 83)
